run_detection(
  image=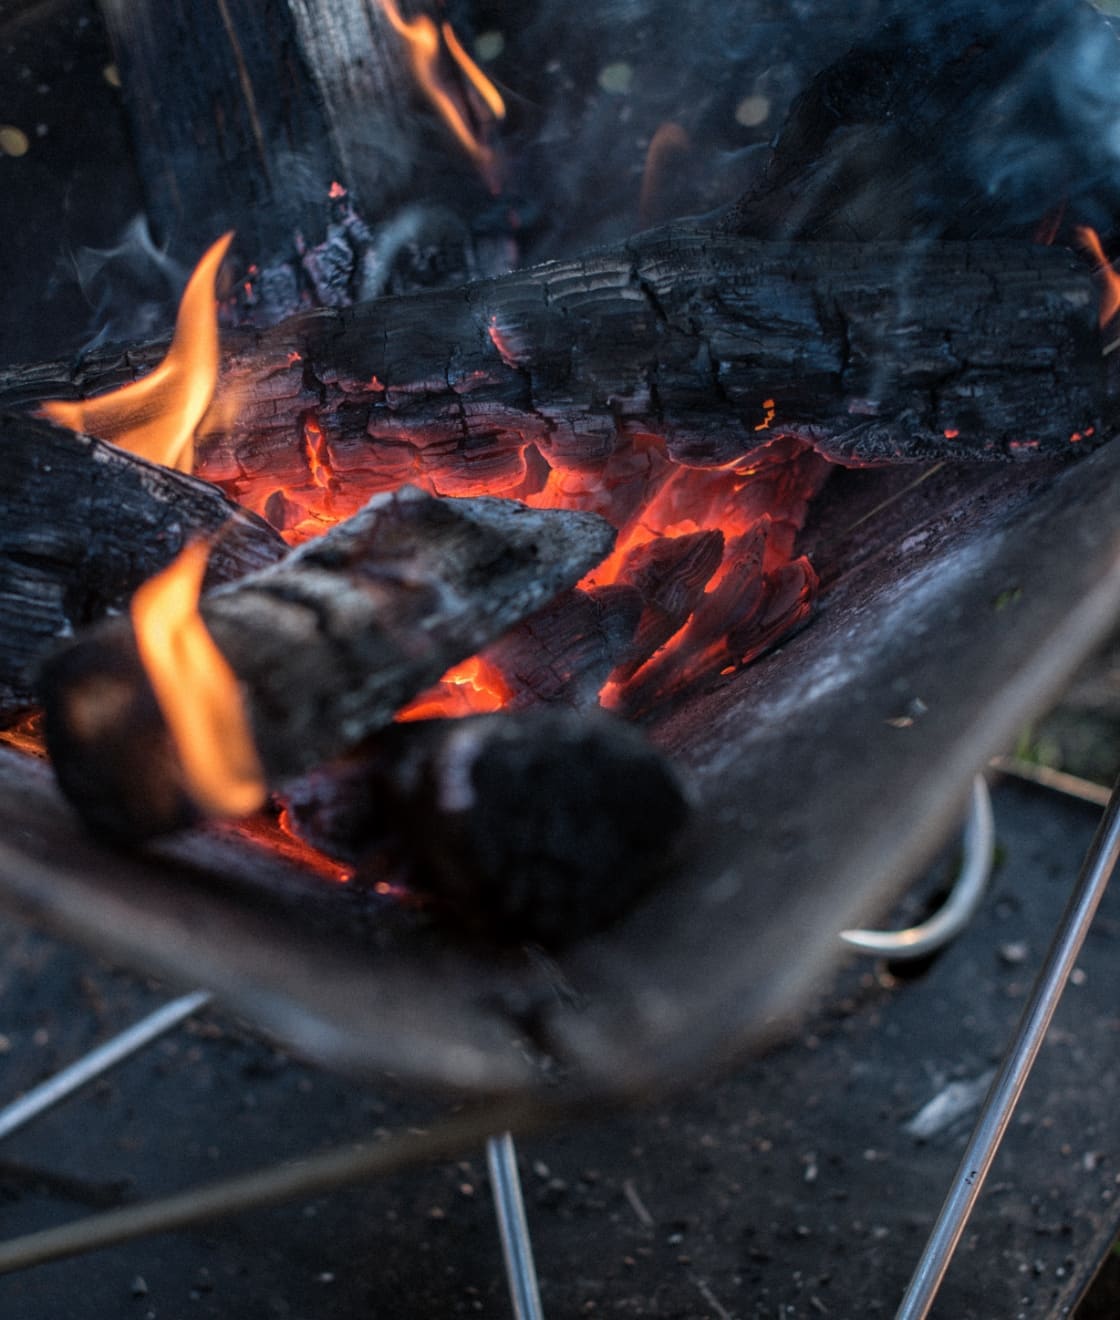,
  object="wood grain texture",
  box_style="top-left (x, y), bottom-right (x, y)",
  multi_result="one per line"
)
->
top-left (8, 231), bottom-right (1109, 501)
top-left (0, 414), bottom-right (285, 721)
top-left (39, 486), bottom-right (615, 841)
